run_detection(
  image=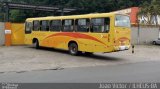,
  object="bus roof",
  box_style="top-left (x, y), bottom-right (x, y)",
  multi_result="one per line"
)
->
top-left (26, 12), bottom-right (128, 21)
